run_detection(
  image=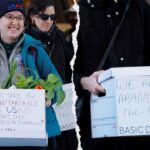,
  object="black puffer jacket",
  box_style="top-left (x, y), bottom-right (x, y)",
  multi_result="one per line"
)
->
top-left (74, 0), bottom-right (150, 96)
top-left (26, 25), bottom-right (73, 83)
